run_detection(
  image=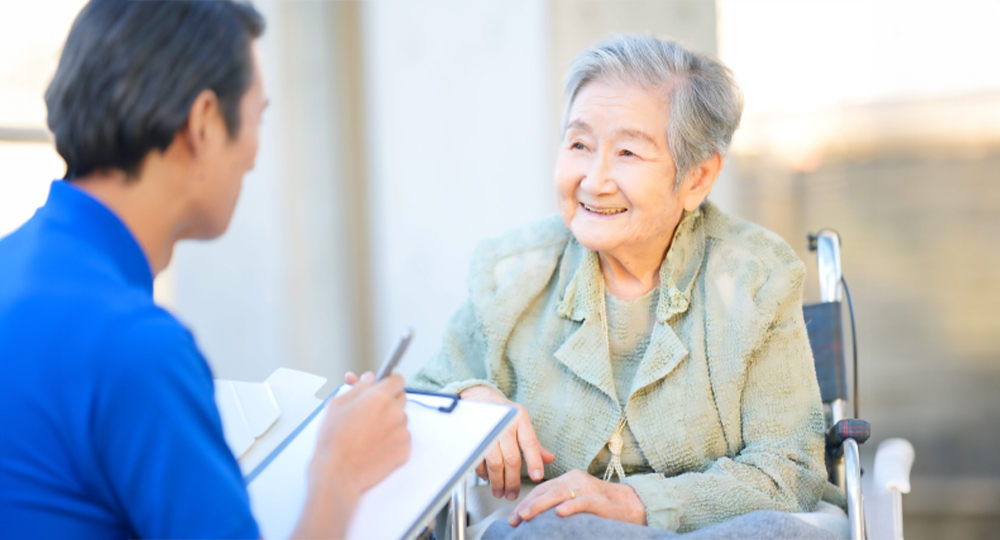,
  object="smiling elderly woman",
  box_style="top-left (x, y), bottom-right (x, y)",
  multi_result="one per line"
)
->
top-left (412, 35), bottom-right (842, 540)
